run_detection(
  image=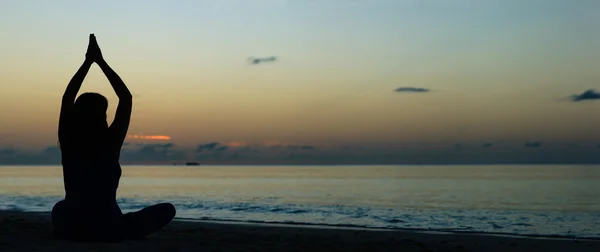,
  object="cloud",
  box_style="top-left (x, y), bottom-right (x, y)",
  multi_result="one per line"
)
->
top-left (139, 143), bottom-right (174, 153)
top-left (196, 142), bottom-right (228, 152)
top-left (7, 141), bottom-right (600, 165)
top-left (525, 142), bottom-right (542, 148)
top-left (0, 148), bottom-right (17, 155)
top-left (248, 56), bottom-right (277, 65)
top-left (222, 141), bottom-right (249, 147)
top-left (120, 142), bottom-right (186, 163)
top-left (43, 146), bottom-right (61, 155)
top-left (571, 89), bottom-right (600, 102)
top-left (194, 142), bottom-right (230, 161)
top-left (394, 87), bottom-right (430, 93)
top-left (270, 145), bottom-right (317, 150)
top-left (0, 147), bottom-right (59, 164)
